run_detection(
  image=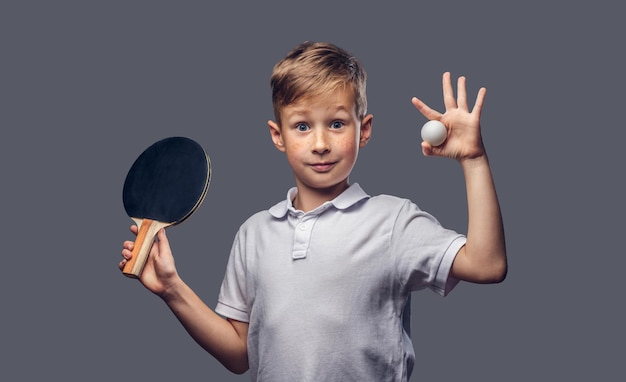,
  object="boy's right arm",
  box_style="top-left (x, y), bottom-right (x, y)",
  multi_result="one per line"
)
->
top-left (160, 277), bottom-right (250, 374)
top-left (120, 227), bottom-right (249, 374)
